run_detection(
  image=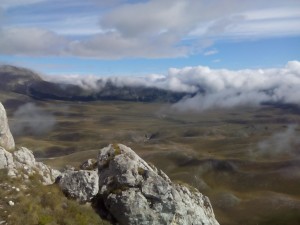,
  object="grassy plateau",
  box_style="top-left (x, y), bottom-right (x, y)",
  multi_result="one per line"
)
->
top-left (1, 92), bottom-right (300, 225)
